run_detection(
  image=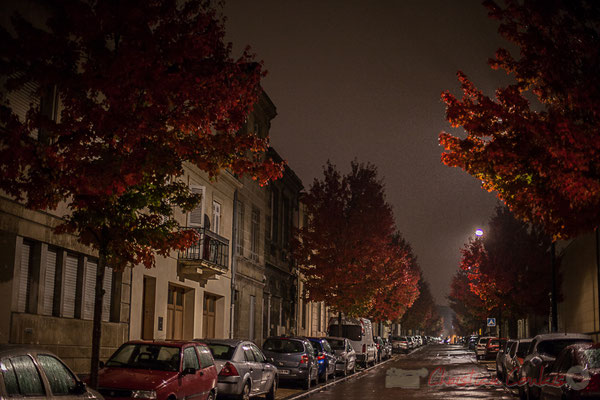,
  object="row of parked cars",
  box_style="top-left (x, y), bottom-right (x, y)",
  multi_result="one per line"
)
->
top-left (389, 335), bottom-right (438, 353)
top-left (467, 333), bottom-right (600, 400)
top-left (0, 332), bottom-right (396, 400)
